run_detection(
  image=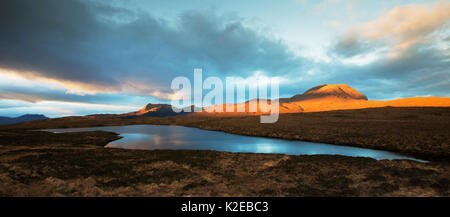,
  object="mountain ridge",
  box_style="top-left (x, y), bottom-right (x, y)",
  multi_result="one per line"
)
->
top-left (0, 114), bottom-right (48, 125)
top-left (282, 84), bottom-right (368, 102)
top-left (121, 103), bottom-right (200, 117)
top-left (122, 83), bottom-right (450, 117)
